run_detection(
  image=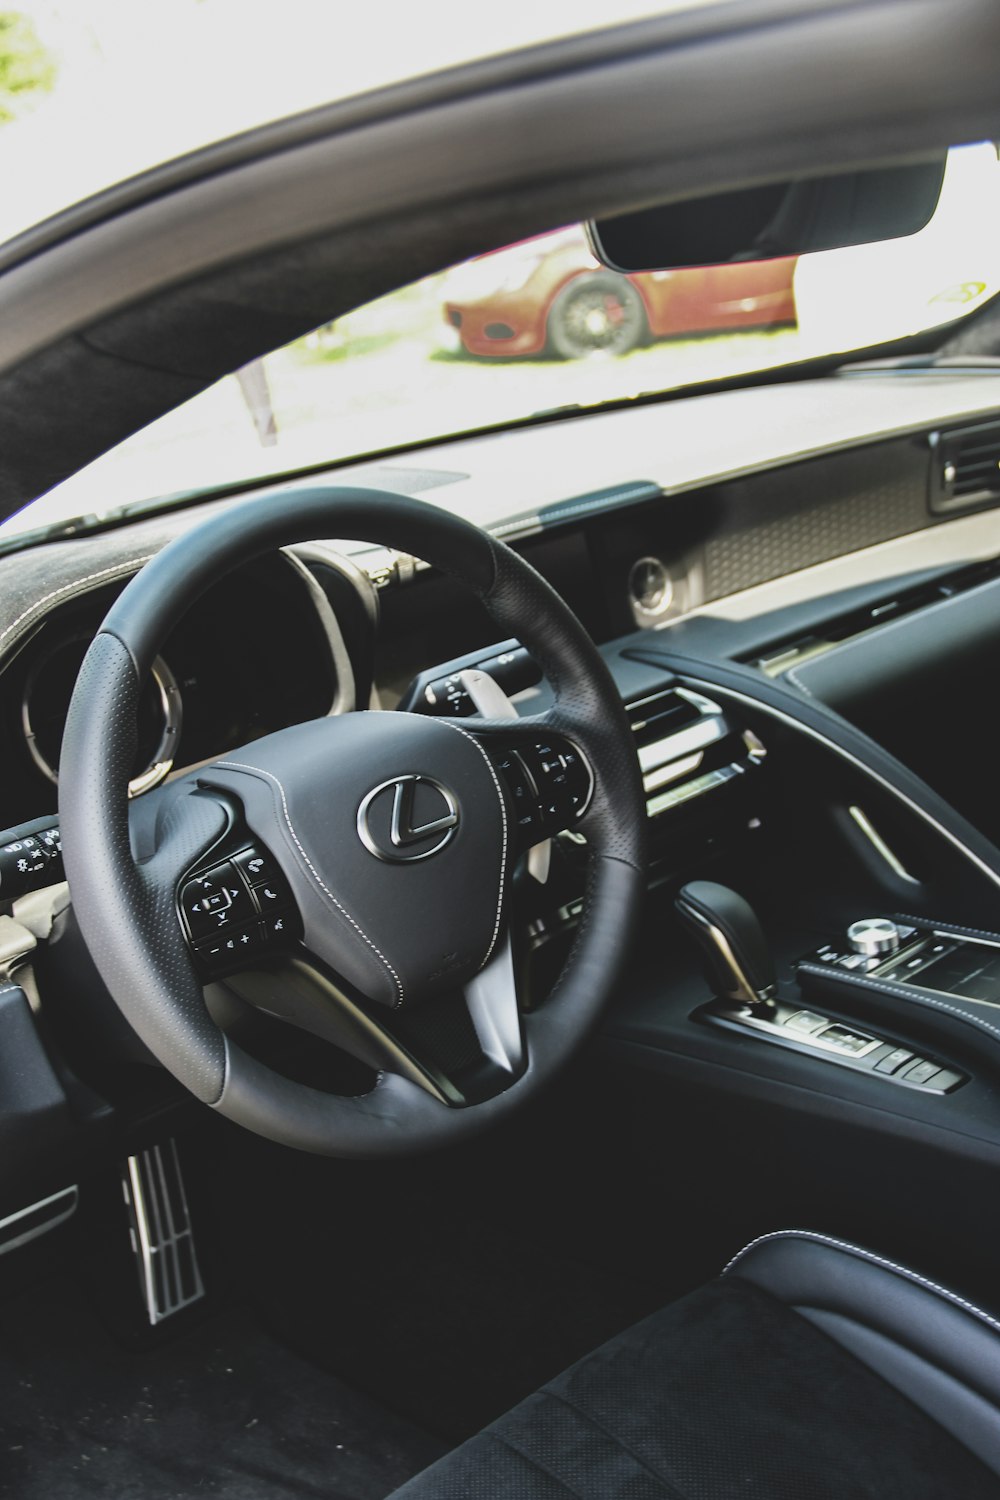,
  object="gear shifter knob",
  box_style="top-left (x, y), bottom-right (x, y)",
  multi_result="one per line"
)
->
top-left (675, 881), bottom-right (777, 1012)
